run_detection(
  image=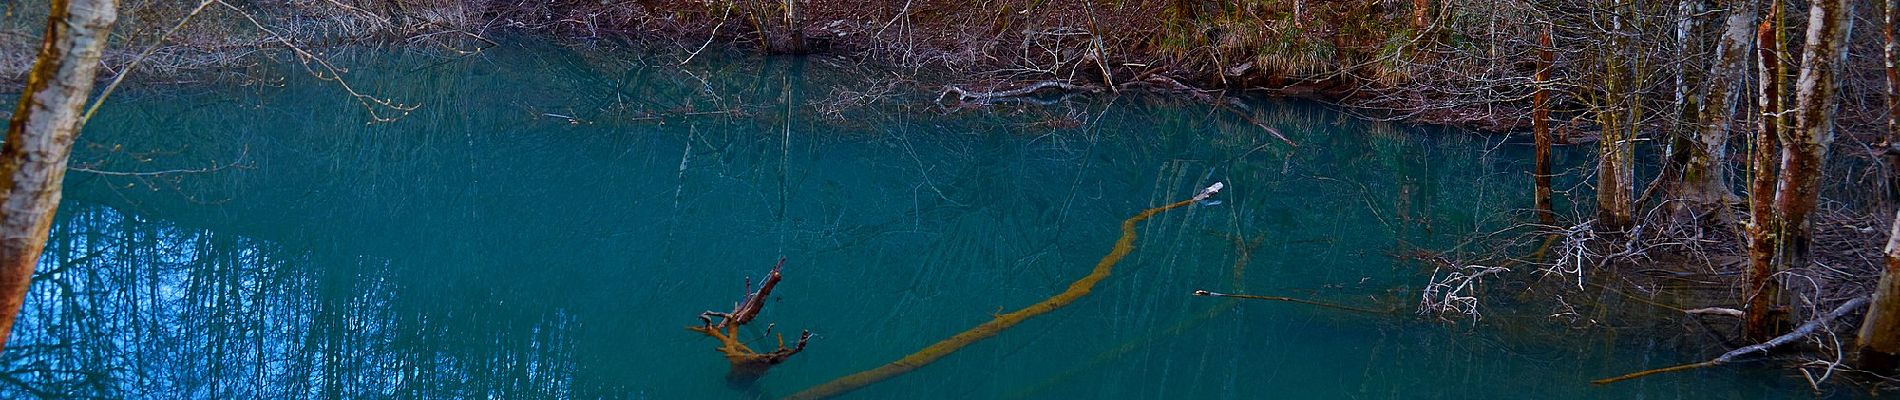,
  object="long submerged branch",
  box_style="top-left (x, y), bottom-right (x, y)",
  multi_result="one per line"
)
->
top-left (1592, 296), bottom-right (1869, 385)
top-left (783, 182), bottom-right (1223, 400)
